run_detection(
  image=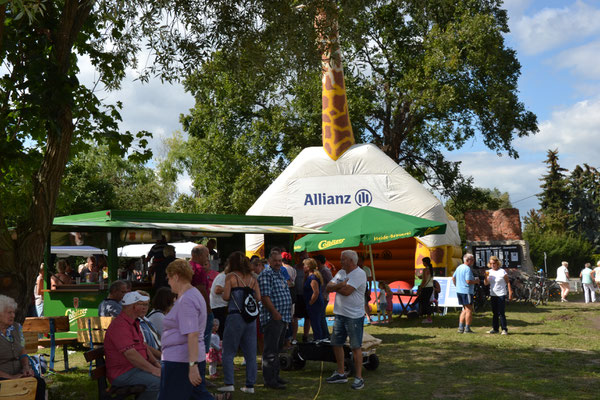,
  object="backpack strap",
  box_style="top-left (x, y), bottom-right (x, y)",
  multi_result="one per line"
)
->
top-left (232, 272), bottom-right (251, 288)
